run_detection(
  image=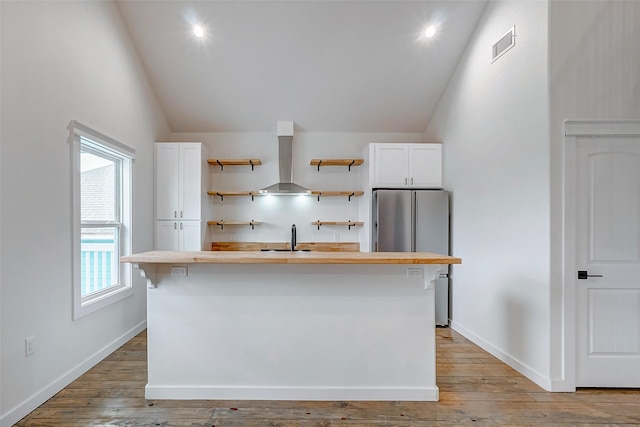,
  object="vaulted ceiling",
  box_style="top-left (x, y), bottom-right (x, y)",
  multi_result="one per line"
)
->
top-left (116, 0), bottom-right (487, 133)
